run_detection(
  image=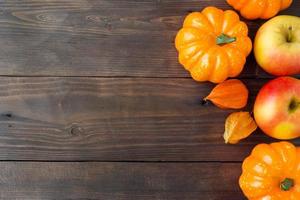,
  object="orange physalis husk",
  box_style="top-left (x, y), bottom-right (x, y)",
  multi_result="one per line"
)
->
top-left (224, 112), bottom-right (257, 144)
top-left (204, 79), bottom-right (249, 109)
